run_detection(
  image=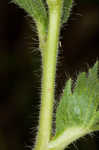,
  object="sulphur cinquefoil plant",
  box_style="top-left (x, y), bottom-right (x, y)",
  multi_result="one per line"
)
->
top-left (12, 0), bottom-right (99, 150)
